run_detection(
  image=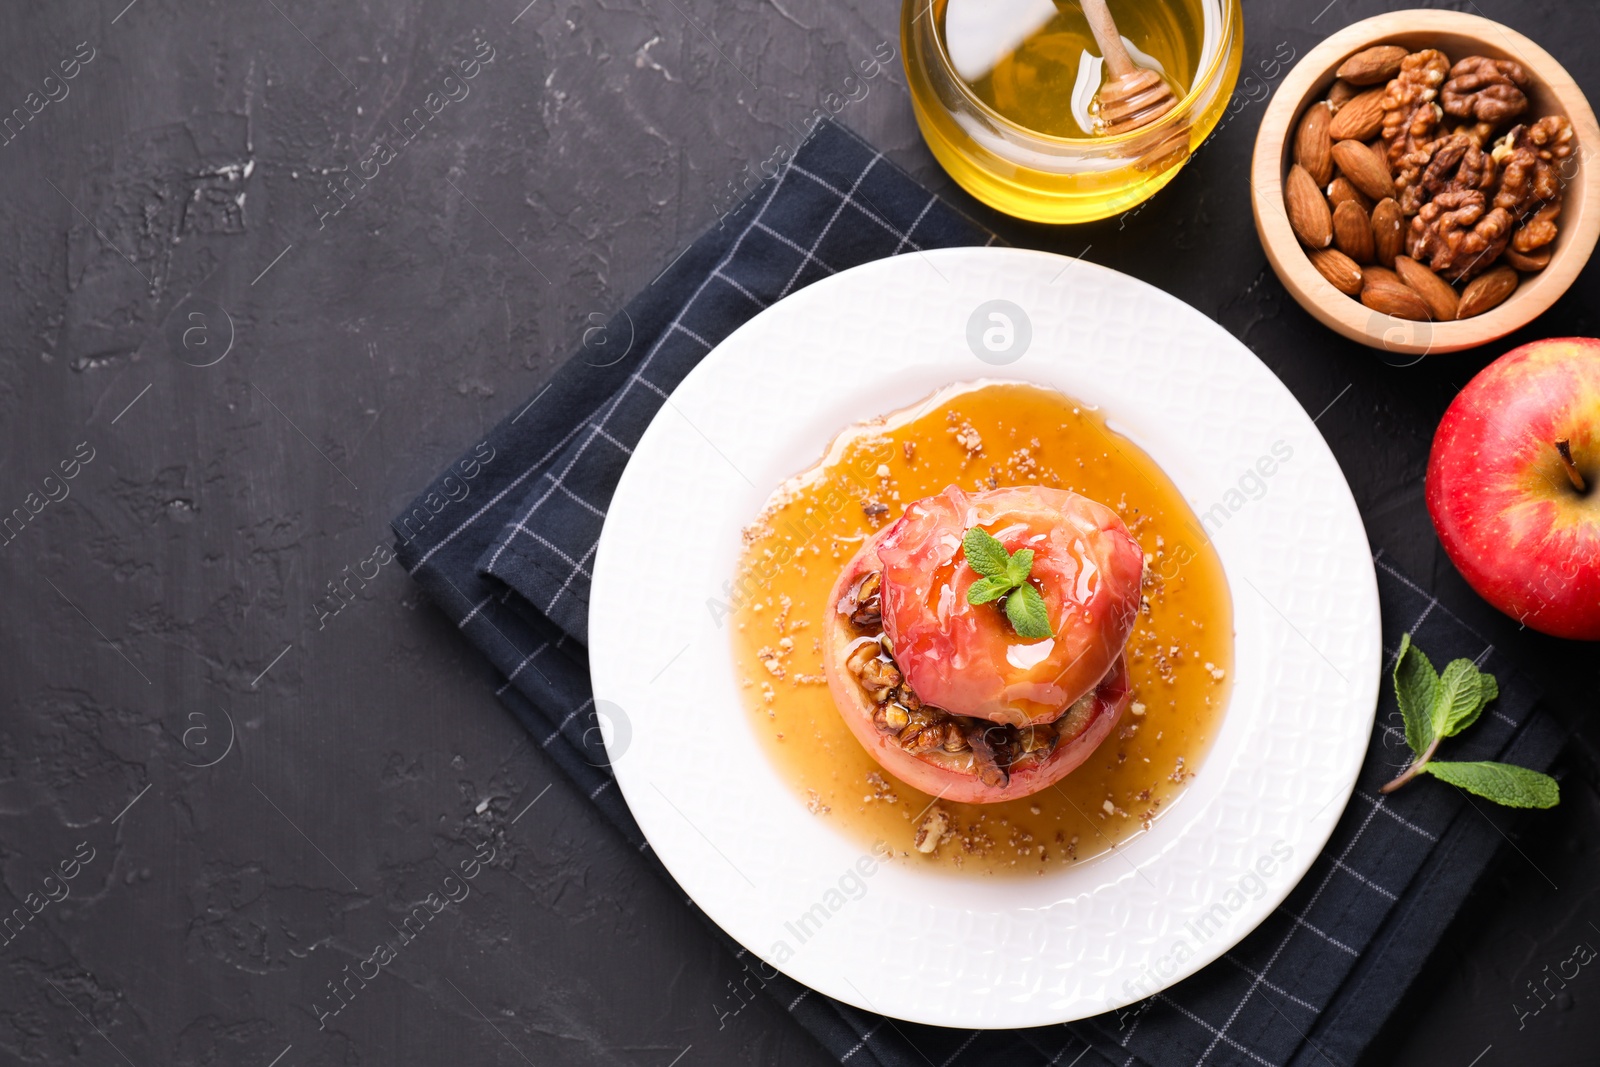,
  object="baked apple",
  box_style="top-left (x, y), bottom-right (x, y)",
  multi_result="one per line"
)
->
top-left (822, 485), bottom-right (1143, 804)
